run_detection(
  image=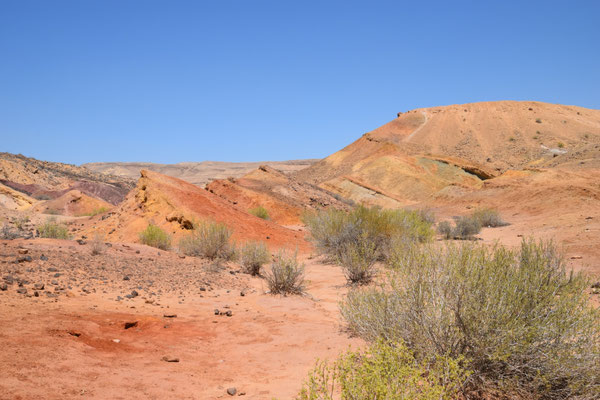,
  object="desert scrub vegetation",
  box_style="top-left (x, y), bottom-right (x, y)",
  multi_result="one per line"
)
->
top-left (451, 215), bottom-right (481, 239)
top-left (340, 239), bottom-right (600, 399)
top-left (178, 221), bottom-right (237, 261)
top-left (303, 205), bottom-right (433, 262)
top-left (79, 206), bottom-right (109, 217)
top-left (471, 207), bottom-right (507, 227)
top-left (337, 239), bottom-right (378, 284)
top-left (297, 340), bottom-right (469, 400)
top-left (265, 250), bottom-right (305, 295)
top-left (248, 205), bottom-right (269, 220)
top-left (37, 218), bottom-right (70, 239)
top-left (139, 223), bottom-right (171, 250)
top-left (240, 241), bottom-right (270, 275)
top-left (90, 234), bottom-right (106, 255)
